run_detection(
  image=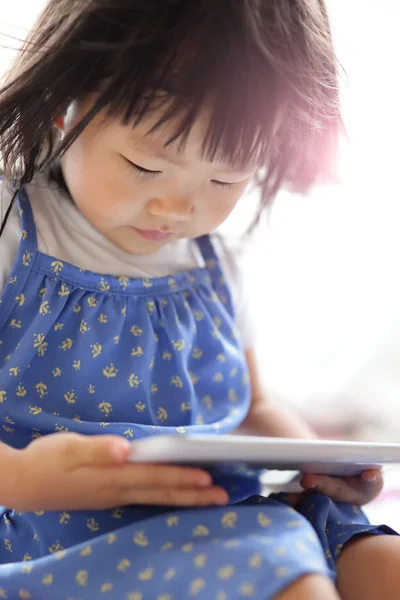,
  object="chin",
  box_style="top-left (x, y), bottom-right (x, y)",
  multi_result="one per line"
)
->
top-left (116, 238), bottom-right (172, 256)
